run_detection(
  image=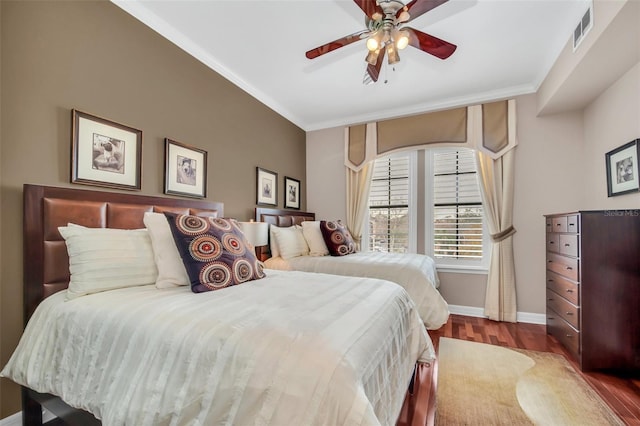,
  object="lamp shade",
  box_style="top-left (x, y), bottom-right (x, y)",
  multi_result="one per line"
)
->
top-left (237, 221), bottom-right (269, 247)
